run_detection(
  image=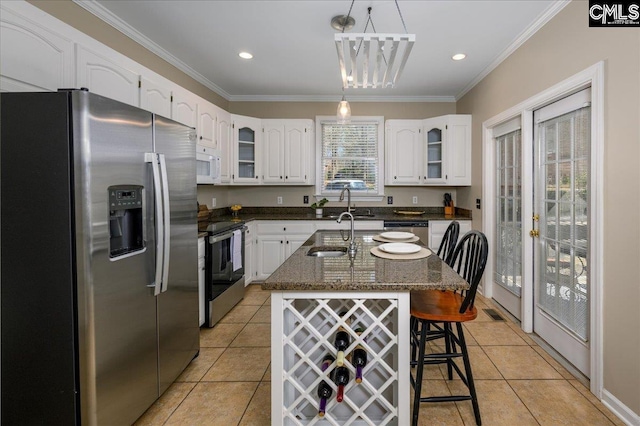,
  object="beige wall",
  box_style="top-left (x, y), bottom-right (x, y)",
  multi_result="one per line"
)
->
top-left (28, 0), bottom-right (228, 109)
top-left (456, 1), bottom-right (640, 414)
